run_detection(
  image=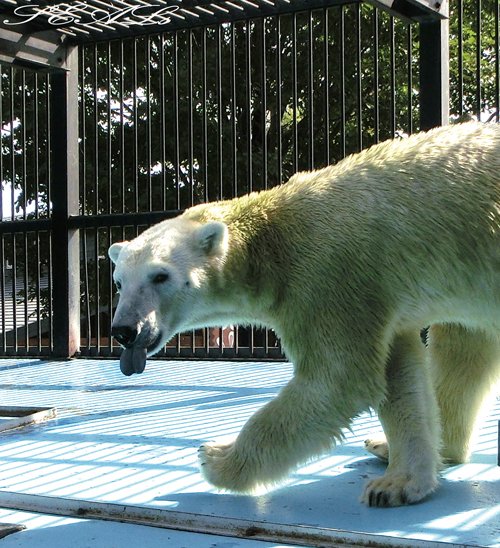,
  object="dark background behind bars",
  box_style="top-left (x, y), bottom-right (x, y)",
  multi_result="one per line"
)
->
top-left (0, 0), bottom-right (499, 358)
